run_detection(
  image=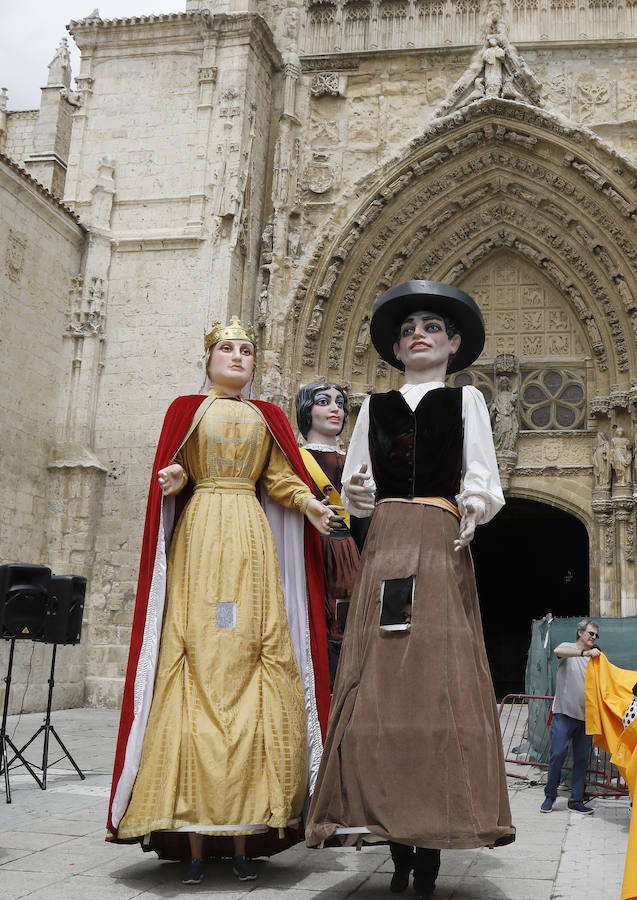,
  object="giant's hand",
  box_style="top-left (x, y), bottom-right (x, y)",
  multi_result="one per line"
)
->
top-left (454, 501), bottom-right (480, 551)
top-left (343, 464), bottom-right (375, 511)
top-left (158, 463), bottom-right (187, 496)
top-left (305, 497), bottom-right (335, 536)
